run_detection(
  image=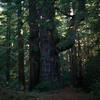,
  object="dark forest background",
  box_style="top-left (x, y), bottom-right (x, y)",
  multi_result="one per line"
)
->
top-left (0, 0), bottom-right (100, 100)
